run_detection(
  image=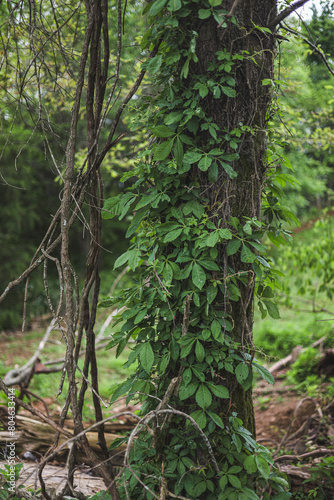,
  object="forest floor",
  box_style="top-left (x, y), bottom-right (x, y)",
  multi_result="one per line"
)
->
top-left (1, 319), bottom-right (334, 498)
top-left (0, 323), bottom-right (305, 441)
